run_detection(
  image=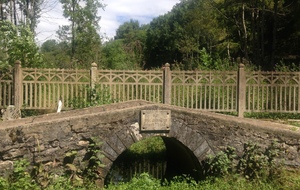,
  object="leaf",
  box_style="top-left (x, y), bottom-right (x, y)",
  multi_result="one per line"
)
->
top-left (66, 163), bottom-right (77, 171)
top-left (65, 151), bottom-right (77, 157)
top-left (72, 174), bottom-right (84, 186)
